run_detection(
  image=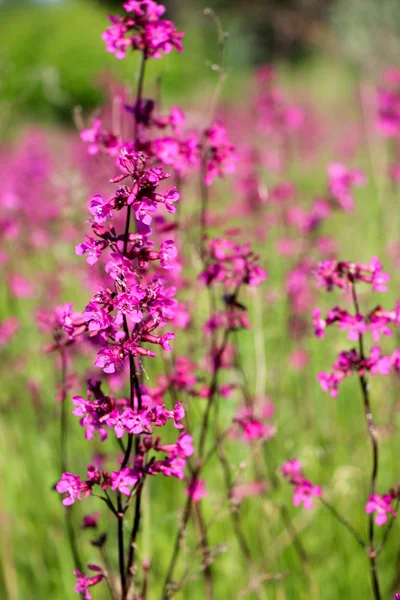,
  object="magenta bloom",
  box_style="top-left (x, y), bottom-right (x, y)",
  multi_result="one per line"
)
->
top-left (102, 2), bottom-right (184, 61)
top-left (88, 194), bottom-right (114, 224)
top-left (204, 122), bottom-right (236, 185)
top-left (293, 480), bottom-right (322, 510)
top-left (110, 467), bottom-right (140, 496)
top-left (185, 479), bottom-right (207, 503)
top-left (56, 473), bottom-right (91, 506)
top-left (73, 566), bottom-right (104, 599)
top-left (281, 459), bottom-right (321, 510)
top-left (327, 163), bottom-right (365, 212)
top-left (0, 317), bottom-right (19, 347)
top-left (365, 493), bottom-right (397, 526)
top-left (281, 458), bottom-right (302, 480)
